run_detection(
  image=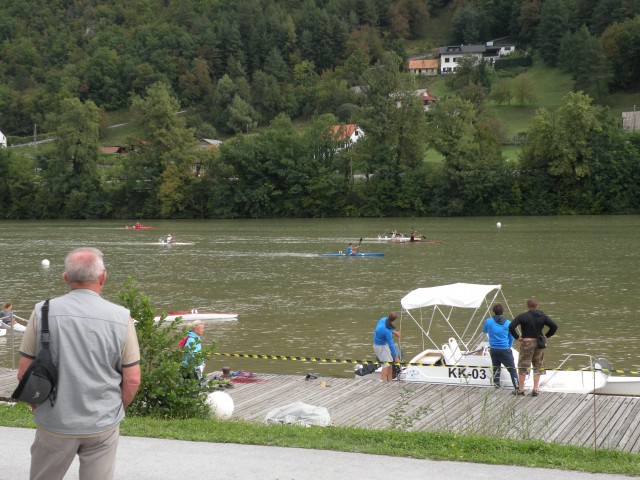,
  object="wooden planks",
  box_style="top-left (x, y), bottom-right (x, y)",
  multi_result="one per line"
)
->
top-left (4, 367), bottom-right (640, 453)
top-left (0, 368), bottom-right (18, 400)
top-left (220, 372), bottom-right (640, 452)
